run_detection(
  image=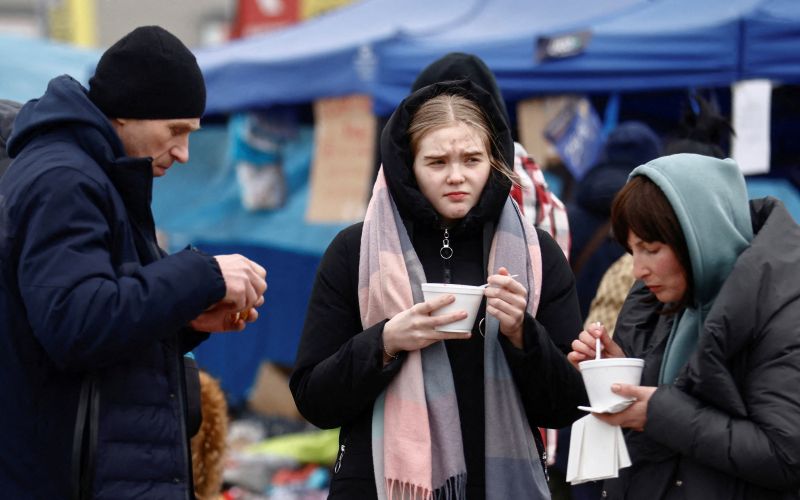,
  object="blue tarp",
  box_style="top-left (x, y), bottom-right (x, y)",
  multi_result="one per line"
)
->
top-left (0, 34), bottom-right (98, 103)
top-left (152, 124), bottom-right (347, 256)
